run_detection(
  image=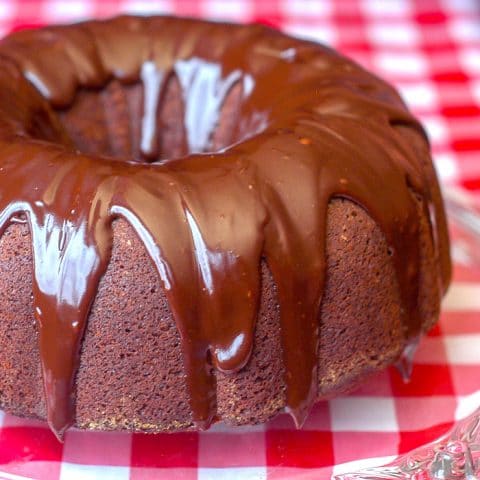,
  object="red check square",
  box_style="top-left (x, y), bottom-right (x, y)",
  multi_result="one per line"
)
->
top-left (266, 430), bottom-right (334, 468)
top-left (131, 432), bottom-right (199, 468)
